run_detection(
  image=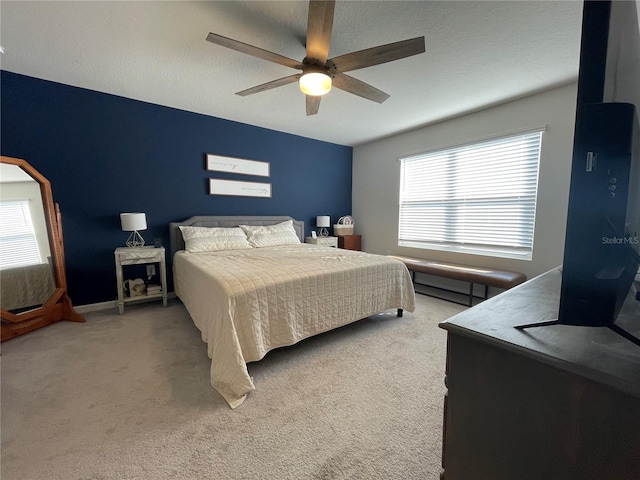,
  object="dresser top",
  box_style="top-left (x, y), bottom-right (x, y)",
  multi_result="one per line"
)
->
top-left (440, 268), bottom-right (640, 397)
